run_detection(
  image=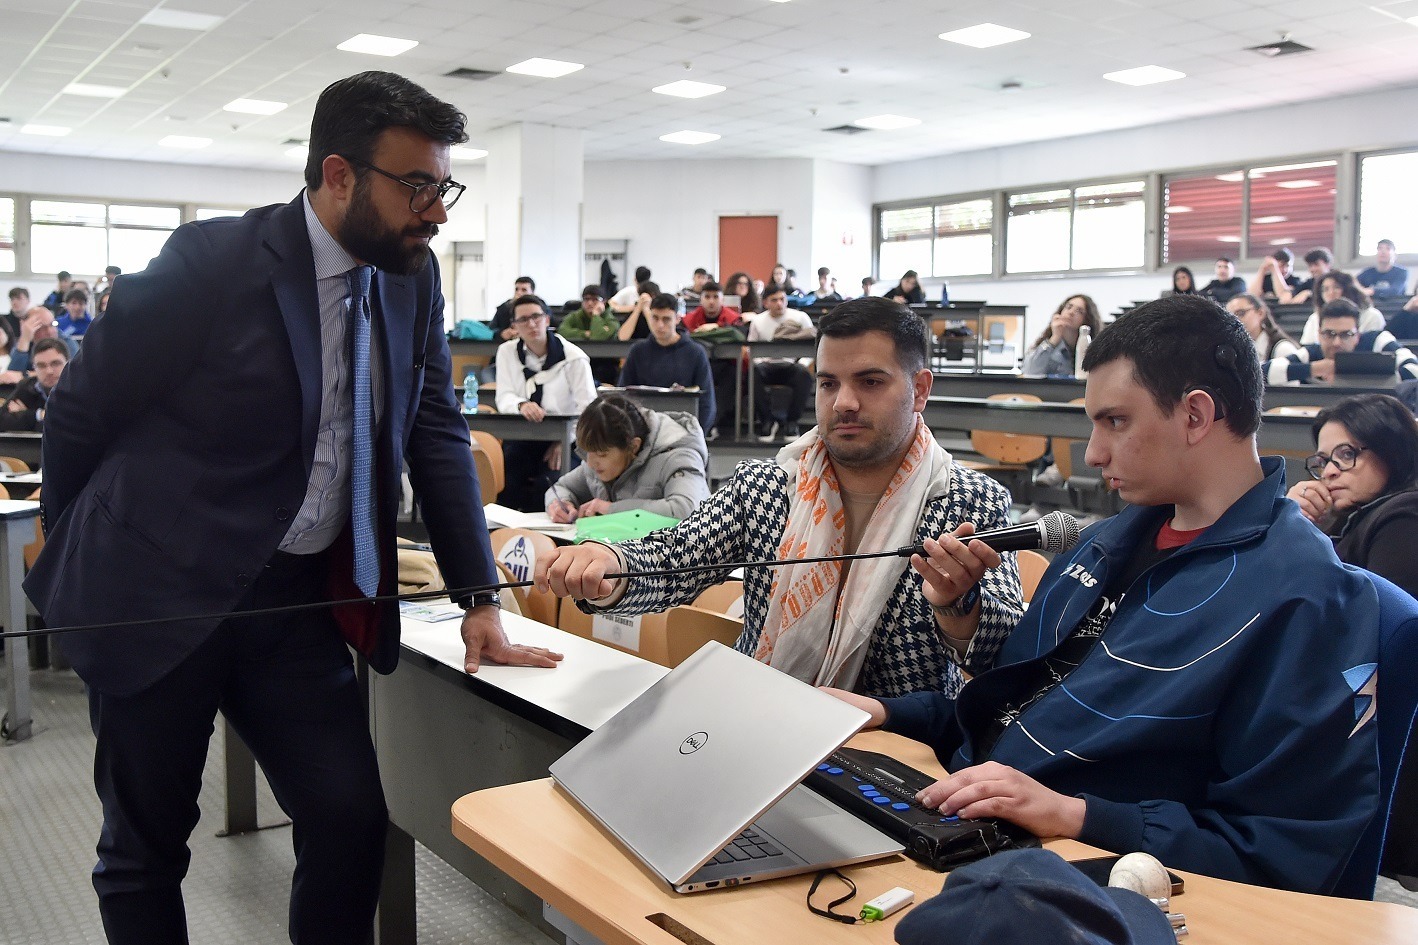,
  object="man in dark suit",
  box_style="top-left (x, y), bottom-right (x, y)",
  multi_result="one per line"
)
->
top-left (25, 71), bottom-right (562, 945)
